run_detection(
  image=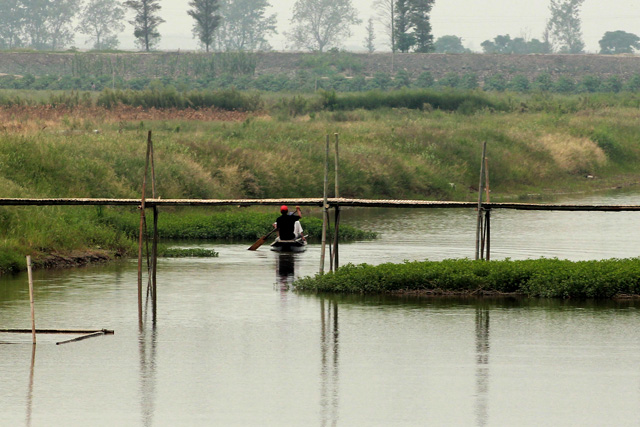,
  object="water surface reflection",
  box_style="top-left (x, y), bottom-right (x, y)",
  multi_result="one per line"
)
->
top-left (320, 298), bottom-right (339, 426)
top-left (475, 307), bottom-right (490, 427)
top-left (3, 192), bottom-right (640, 425)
